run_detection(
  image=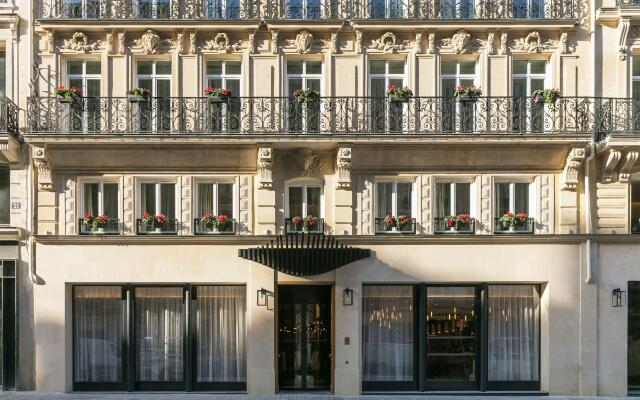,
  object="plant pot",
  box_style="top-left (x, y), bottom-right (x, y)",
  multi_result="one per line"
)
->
top-left (508, 225), bottom-right (516, 232)
top-left (391, 226), bottom-right (397, 232)
top-left (154, 226), bottom-right (163, 233)
top-left (208, 96), bottom-right (228, 104)
top-left (457, 94), bottom-right (479, 103)
top-left (389, 95), bottom-right (410, 103)
top-left (533, 94), bottom-right (545, 105)
top-left (58, 95), bottom-right (77, 104)
top-left (449, 226), bottom-right (457, 232)
top-left (96, 227), bottom-right (104, 234)
top-left (128, 94), bottom-right (149, 103)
